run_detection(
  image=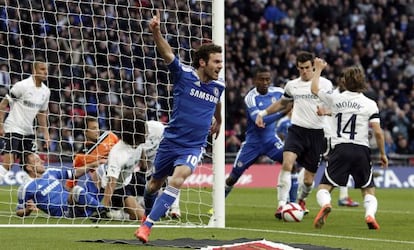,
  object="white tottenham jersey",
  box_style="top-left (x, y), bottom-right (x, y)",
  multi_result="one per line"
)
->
top-left (321, 88), bottom-right (340, 138)
top-left (4, 76), bottom-right (50, 135)
top-left (142, 120), bottom-right (165, 163)
top-left (283, 76), bottom-right (333, 129)
top-left (318, 89), bottom-right (380, 148)
top-left (102, 140), bottom-right (143, 190)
